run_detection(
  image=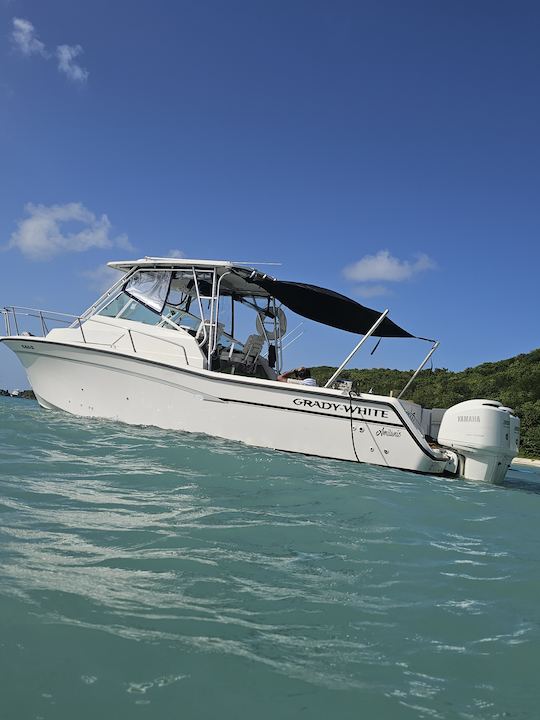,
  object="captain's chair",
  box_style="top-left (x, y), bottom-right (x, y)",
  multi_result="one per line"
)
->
top-left (226, 334), bottom-right (265, 373)
top-left (240, 334), bottom-right (265, 365)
